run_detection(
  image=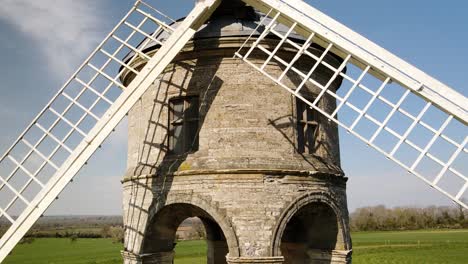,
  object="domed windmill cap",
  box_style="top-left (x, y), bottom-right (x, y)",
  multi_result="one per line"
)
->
top-left (134, 0), bottom-right (304, 52)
